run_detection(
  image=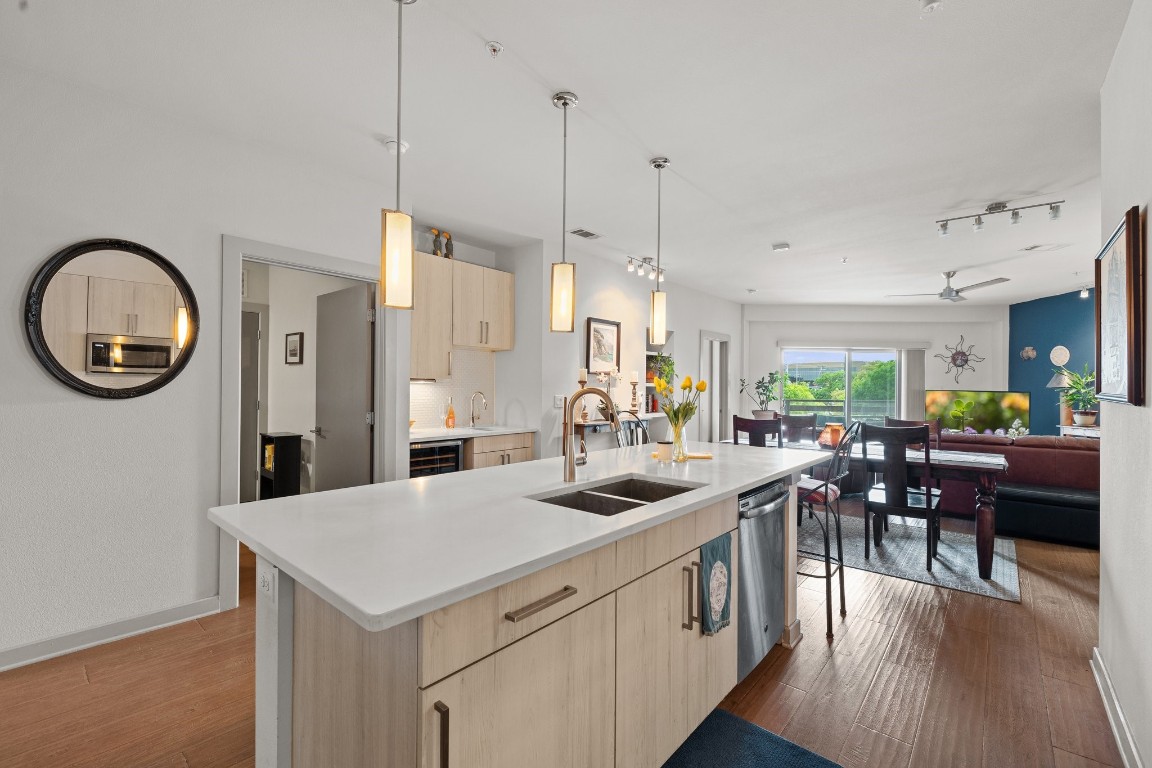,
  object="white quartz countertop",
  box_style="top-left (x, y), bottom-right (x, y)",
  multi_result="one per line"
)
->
top-left (409, 425), bottom-right (537, 442)
top-left (209, 442), bottom-right (830, 632)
